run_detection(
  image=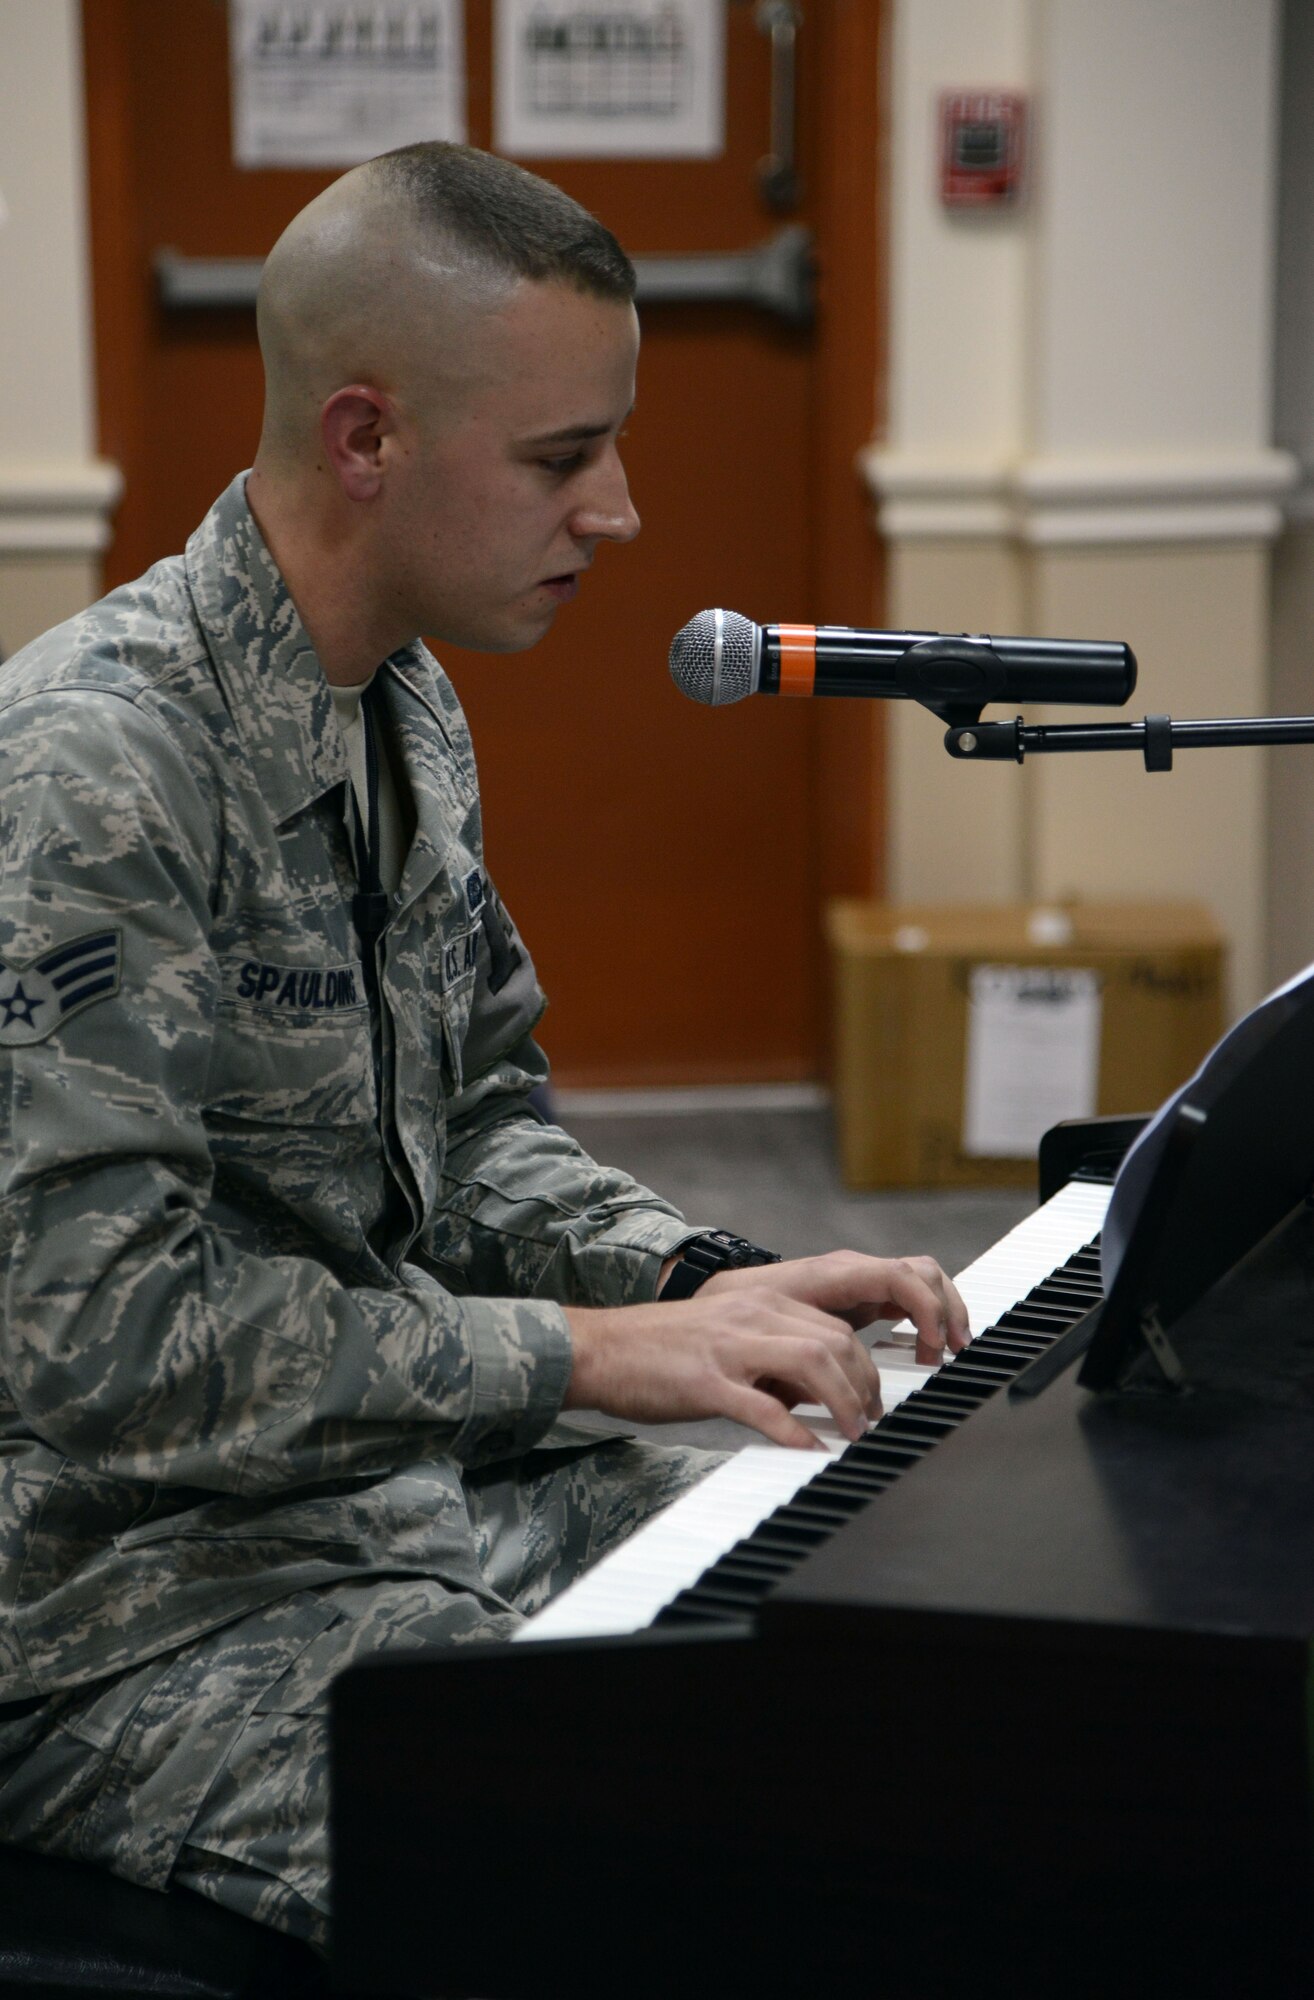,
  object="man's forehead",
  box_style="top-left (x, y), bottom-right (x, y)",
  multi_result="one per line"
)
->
top-left (438, 284), bottom-right (637, 424)
top-left (488, 279), bottom-right (639, 365)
